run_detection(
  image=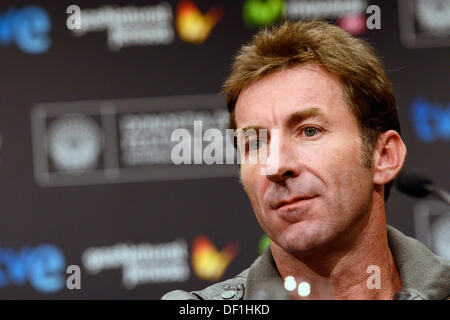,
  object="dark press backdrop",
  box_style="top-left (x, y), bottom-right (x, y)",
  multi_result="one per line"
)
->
top-left (0, 0), bottom-right (448, 299)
